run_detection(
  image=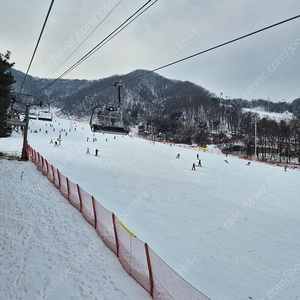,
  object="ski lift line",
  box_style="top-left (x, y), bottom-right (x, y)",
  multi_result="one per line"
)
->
top-left (62, 12), bottom-right (300, 100)
top-left (60, 0), bottom-right (158, 77)
top-left (48, 0), bottom-right (124, 78)
top-left (32, 0), bottom-right (155, 96)
top-left (18, 0), bottom-right (55, 95)
top-left (51, 0), bottom-right (155, 82)
top-left (121, 13), bottom-right (300, 84)
top-left (56, 0), bottom-right (153, 78)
